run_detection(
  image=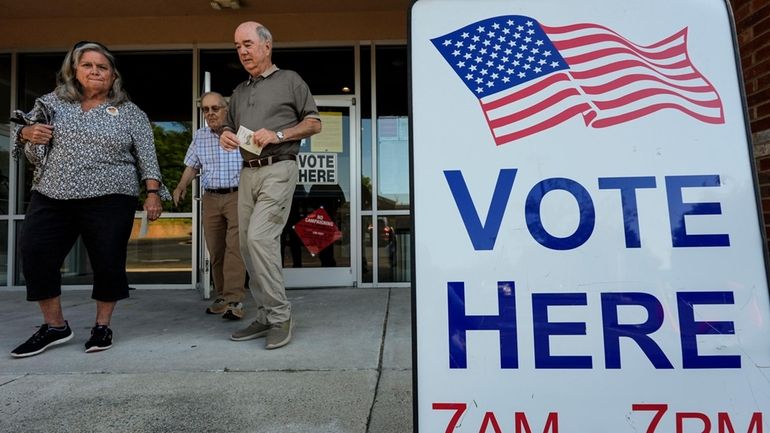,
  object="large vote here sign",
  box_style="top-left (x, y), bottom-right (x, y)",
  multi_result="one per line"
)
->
top-left (410, 0), bottom-right (770, 432)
